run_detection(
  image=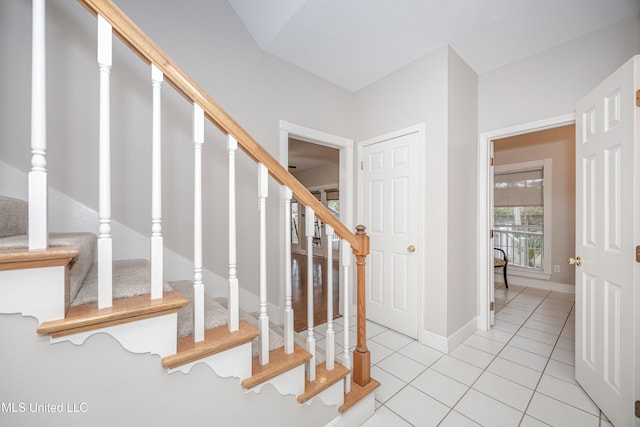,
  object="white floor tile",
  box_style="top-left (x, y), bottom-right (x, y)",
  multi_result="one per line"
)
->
top-left (493, 320), bottom-right (522, 334)
top-left (555, 336), bottom-right (574, 351)
top-left (463, 333), bottom-right (506, 355)
top-left (431, 355), bottom-right (483, 386)
top-left (487, 357), bottom-right (542, 389)
top-left (509, 335), bottom-right (555, 358)
top-left (438, 410), bottom-right (482, 426)
top-left (367, 340), bottom-right (394, 365)
top-left (519, 415), bottom-right (552, 426)
top-left (455, 388), bottom-right (523, 427)
top-left (411, 368), bottom-right (468, 407)
top-left (536, 374), bottom-right (600, 416)
top-left (475, 327), bottom-right (514, 344)
top-left (376, 352), bottom-right (427, 383)
top-left (371, 366), bottom-right (406, 403)
top-left (472, 371), bottom-right (534, 411)
top-left (361, 405), bottom-right (412, 427)
top-left (366, 320), bottom-right (388, 338)
top-left (543, 359), bottom-right (576, 384)
top-left (496, 311), bottom-right (528, 325)
top-left (371, 330), bottom-right (413, 351)
top-left (499, 345), bottom-right (549, 372)
top-left (385, 385), bottom-right (450, 427)
top-left (450, 344), bottom-right (495, 369)
top-left (524, 319), bottom-right (563, 335)
top-left (550, 346), bottom-right (575, 366)
top-left (334, 329), bottom-right (357, 349)
top-left (516, 326), bottom-right (559, 346)
top-left (398, 341), bottom-right (443, 367)
top-left (526, 392), bottom-right (599, 427)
